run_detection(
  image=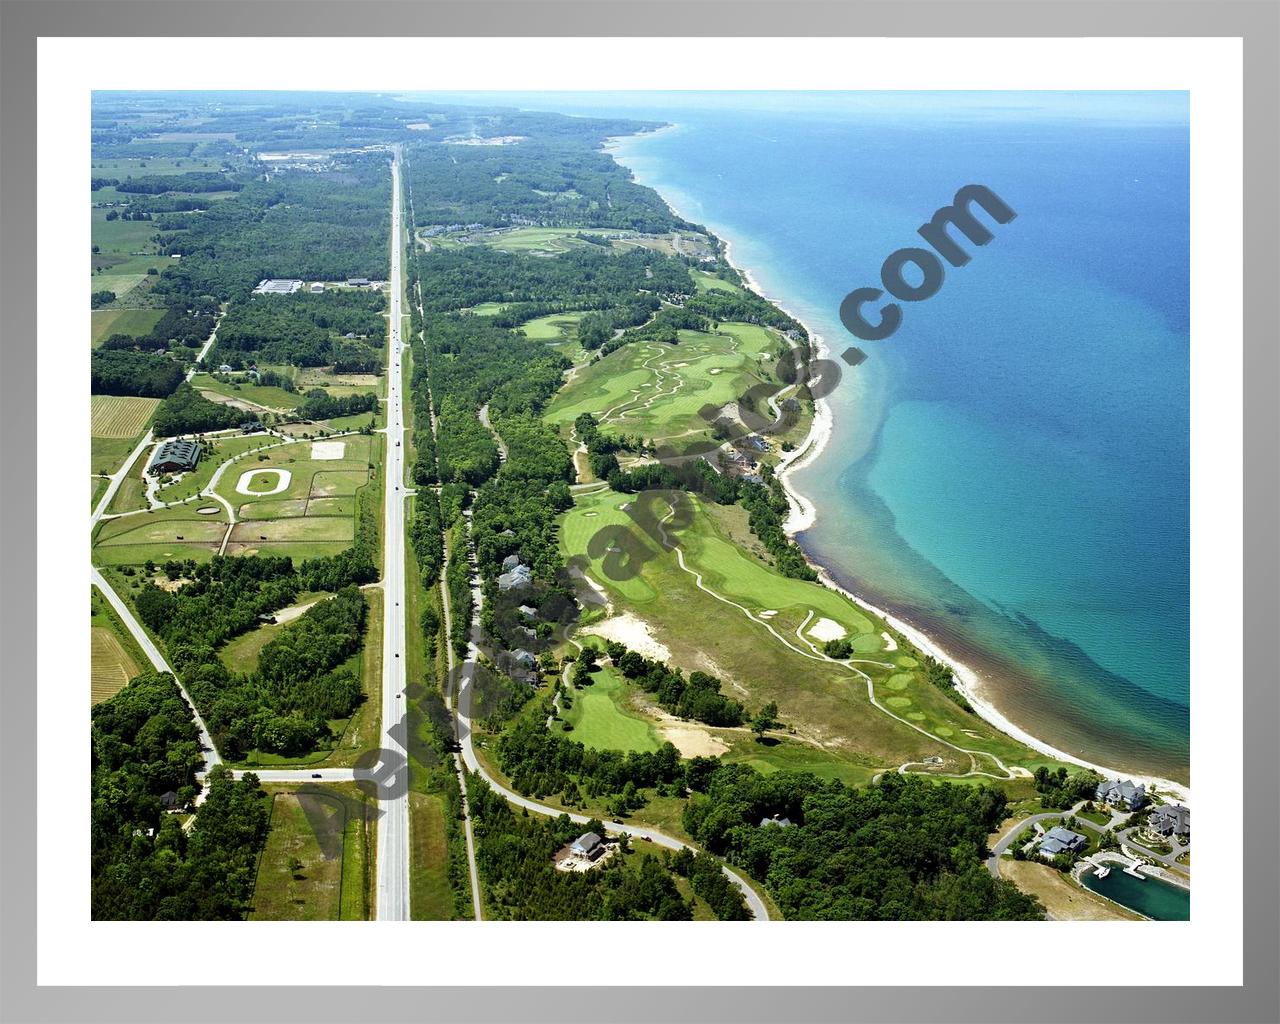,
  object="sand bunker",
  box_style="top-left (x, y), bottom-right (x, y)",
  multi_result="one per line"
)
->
top-left (311, 440), bottom-right (346, 460)
top-left (582, 612), bottom-right (670, 661)
top-left (196, 506), bottom-right (219, 515)
top-left (659, 723), bottom-right (728, 758)
top-left (807, 617), bottom-right (847, 643)
top-left (881, 631), bottom-right (898, 652)
top-left (758, 609), bottom-right (777, 618)
top-left (236, 468), bottom-right (291, 496)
